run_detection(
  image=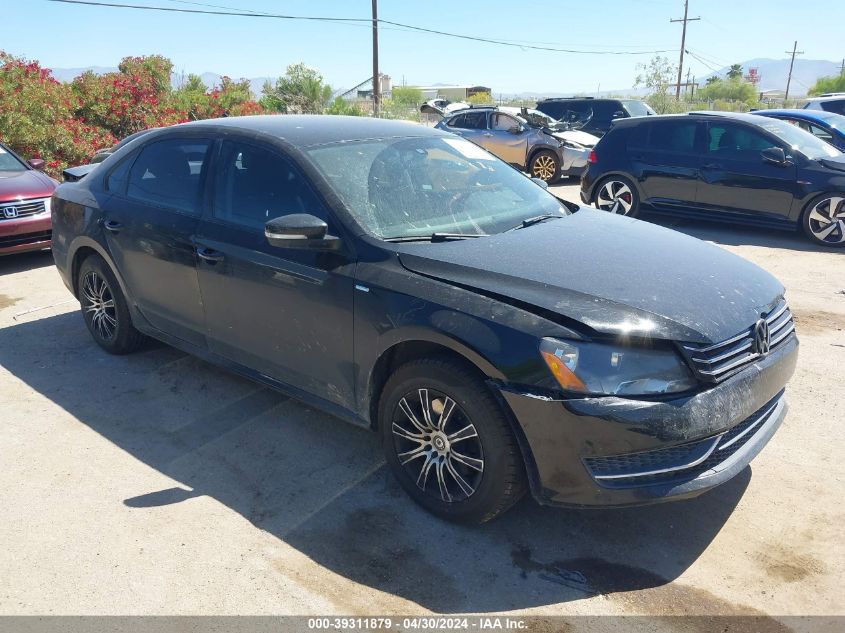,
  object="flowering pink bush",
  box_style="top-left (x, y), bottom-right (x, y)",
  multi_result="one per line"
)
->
top-left (0, 52), bottom-right (265, 178)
